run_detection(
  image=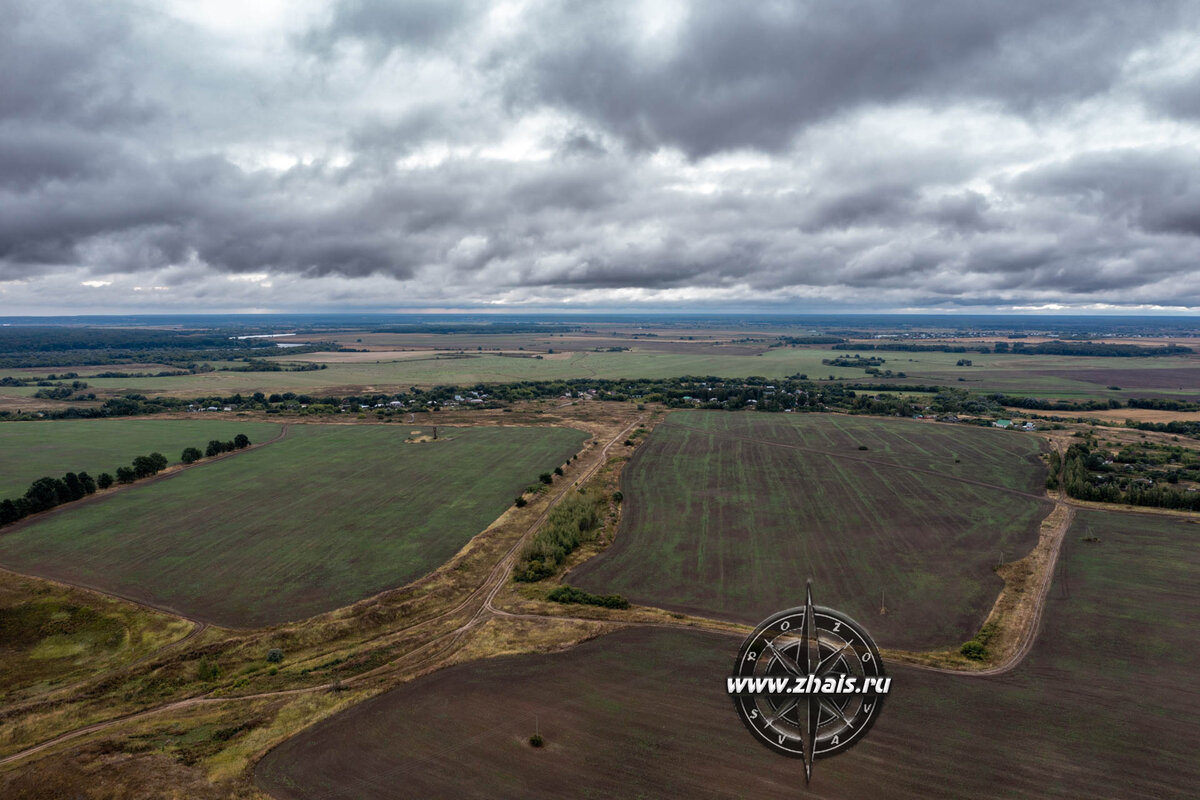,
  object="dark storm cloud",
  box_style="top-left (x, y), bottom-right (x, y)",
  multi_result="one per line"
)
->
top-left (0, 1), bottom-right (157, 129)
top-left (500, 0), bottom-right (1186, 157)
top-left (1014, 148), bottom-right (1200, 238)
top-left (2, 1), bottom-right (1200, 311)
top-left (303, 0), bottom-right (481, 57)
